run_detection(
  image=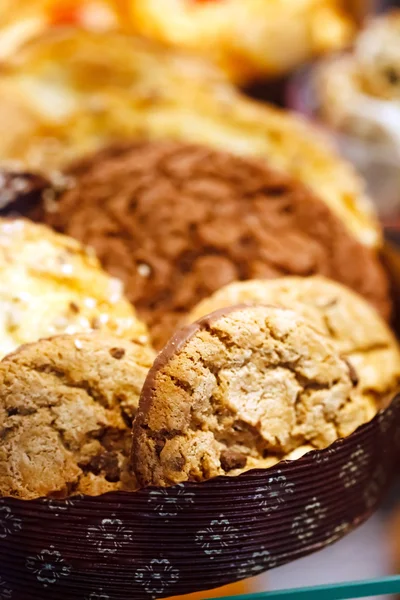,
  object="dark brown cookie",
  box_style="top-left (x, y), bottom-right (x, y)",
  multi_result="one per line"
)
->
top-left (30, 141), bottom-right (390, 349)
